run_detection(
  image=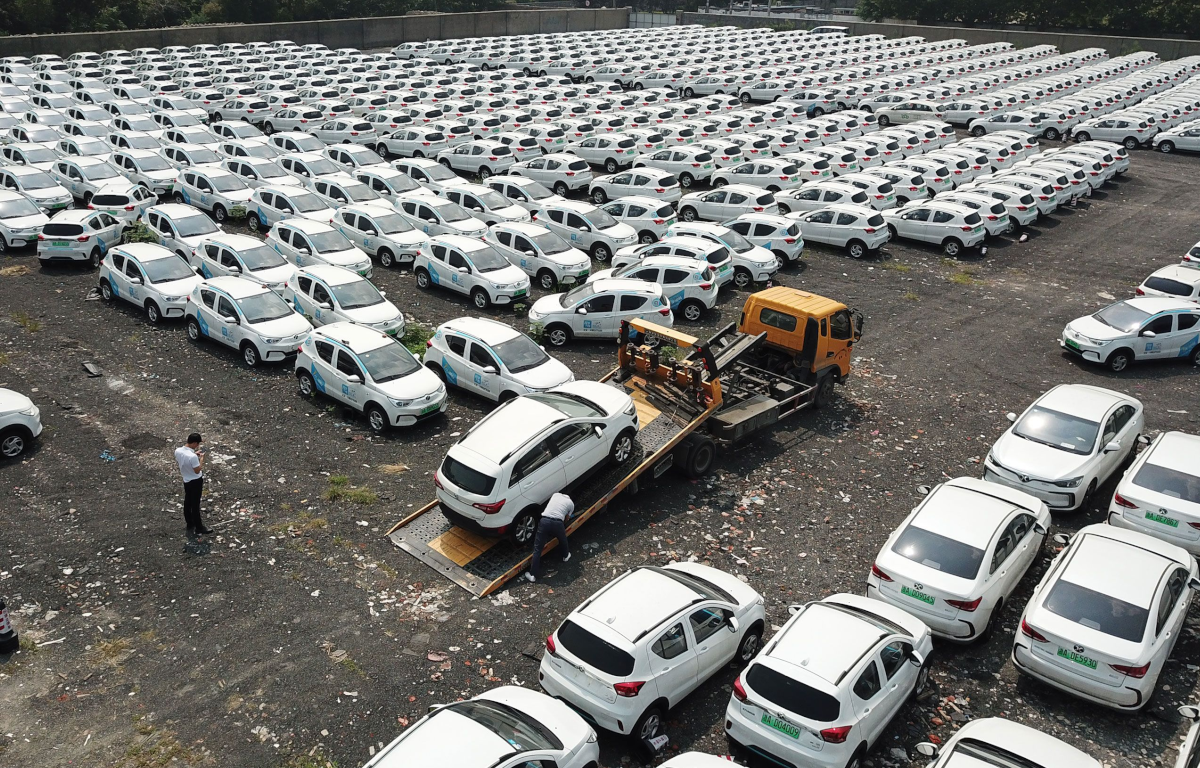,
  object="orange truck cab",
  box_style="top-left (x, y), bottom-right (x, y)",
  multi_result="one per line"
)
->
top-left (737, 286), bottom-right (863, 391)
